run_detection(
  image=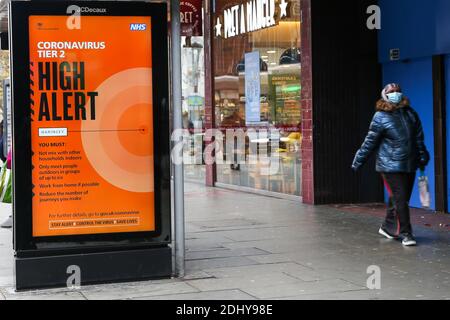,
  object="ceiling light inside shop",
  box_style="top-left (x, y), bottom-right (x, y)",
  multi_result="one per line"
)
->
top-left (261, 55), bottom-right (268, 59)
top-left (267, 50), bottom-right (276, 54)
